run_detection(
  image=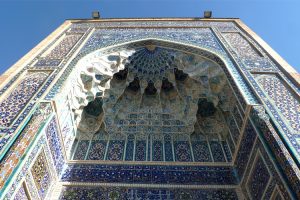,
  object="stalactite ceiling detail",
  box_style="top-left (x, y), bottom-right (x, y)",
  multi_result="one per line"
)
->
top-left (71, 44), bottom-right (236, 140)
